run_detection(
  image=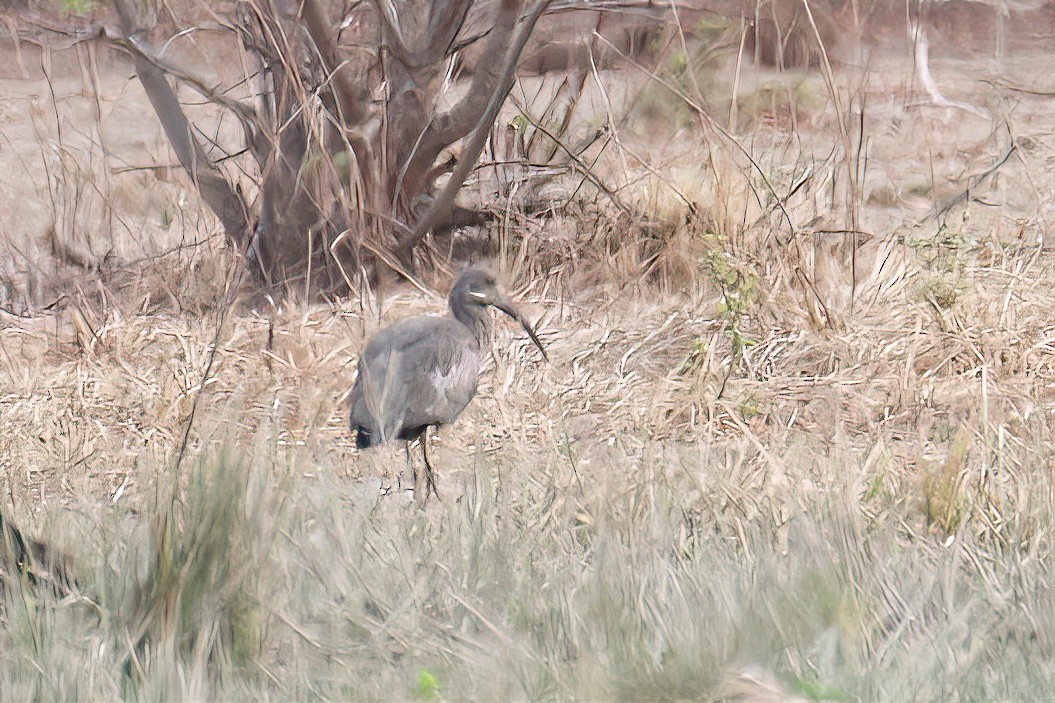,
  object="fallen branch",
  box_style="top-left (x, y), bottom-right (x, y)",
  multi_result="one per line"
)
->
top-left (979, 77), bottom-right (1055, 97)
top-left (910, 21), bottom-right (989, 119)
